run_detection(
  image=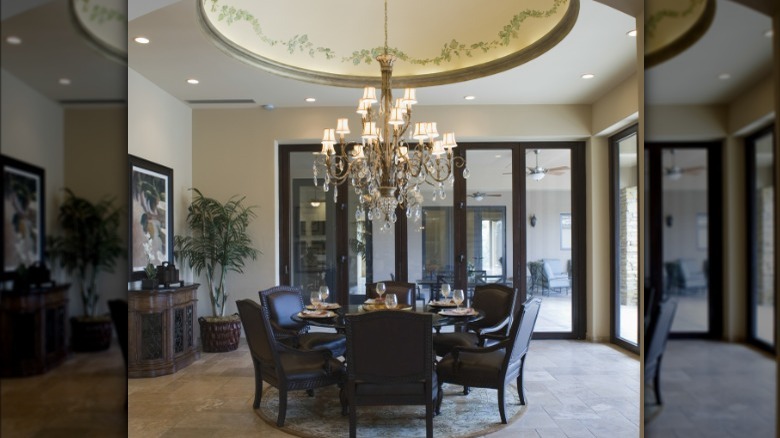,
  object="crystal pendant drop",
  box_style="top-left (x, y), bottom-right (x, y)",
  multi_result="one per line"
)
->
top-left (463, 167), bottom-right (470, 179)
top-left (323, 184), bottom-right (329, 192)
top-left (333, 185), bottom-right (338, 202)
